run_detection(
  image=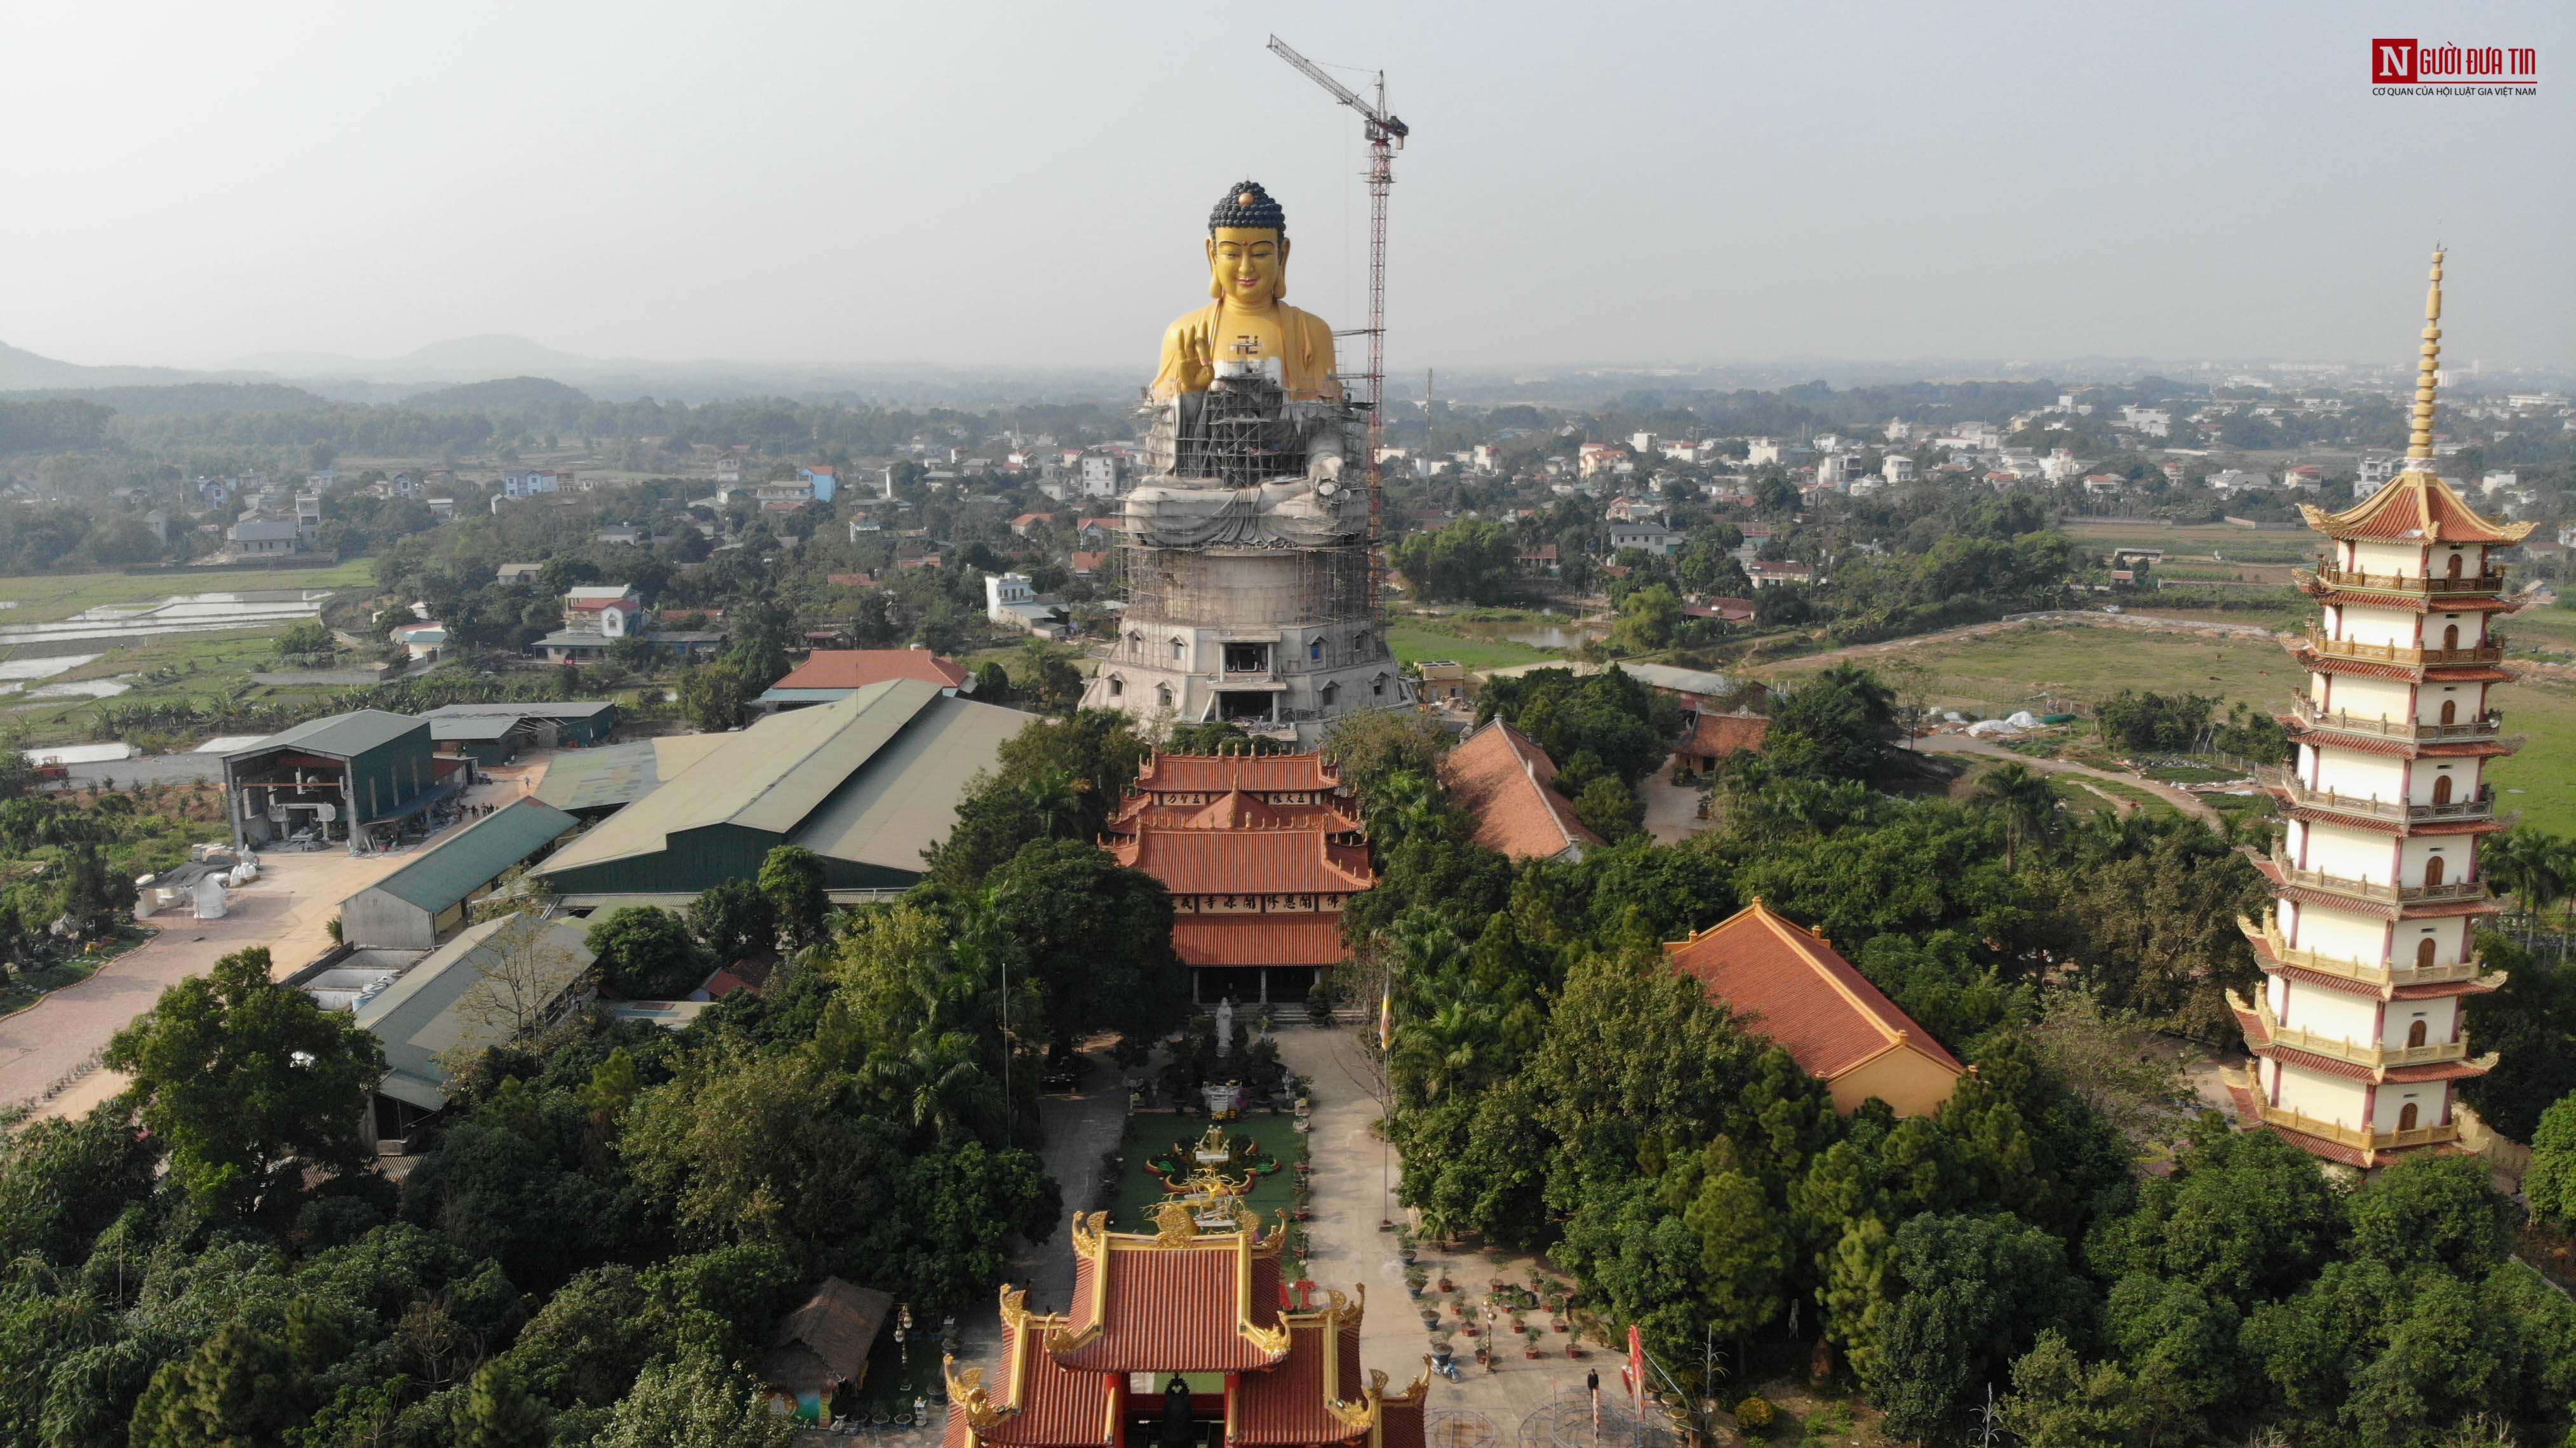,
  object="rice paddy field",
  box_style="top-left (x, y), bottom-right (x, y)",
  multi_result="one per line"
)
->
top-left (0, 561), bottom-right (381, 746)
